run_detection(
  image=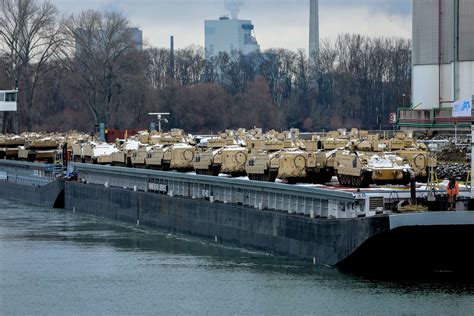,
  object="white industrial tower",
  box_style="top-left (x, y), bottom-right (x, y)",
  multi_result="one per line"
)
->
top-left (309, 0), bottom-right (319, 57)
top-left (205, 16), bottom-right (260, 59)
